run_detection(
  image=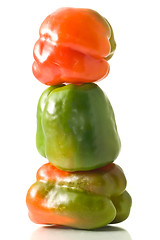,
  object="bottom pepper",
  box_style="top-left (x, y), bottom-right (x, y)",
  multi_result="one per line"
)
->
top-left (26, 163), bottom-right (132, 229)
